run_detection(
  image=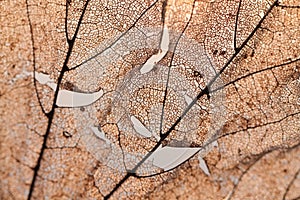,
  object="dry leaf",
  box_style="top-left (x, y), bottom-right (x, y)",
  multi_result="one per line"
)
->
top-left (1, 0), bottom-right (299, 199)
